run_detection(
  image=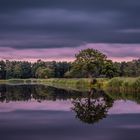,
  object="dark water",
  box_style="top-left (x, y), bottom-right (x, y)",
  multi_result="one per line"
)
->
top-left (0, 84), bottom-right (140, 140)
